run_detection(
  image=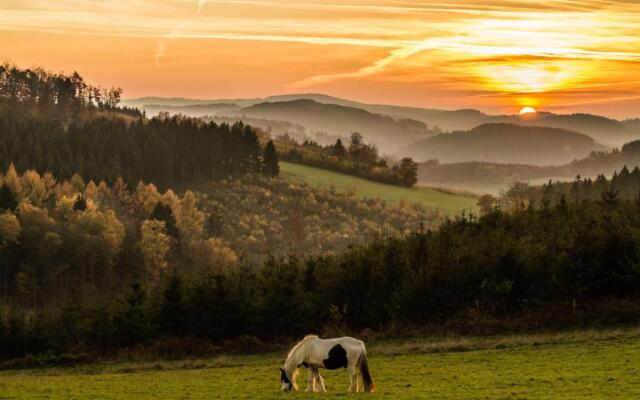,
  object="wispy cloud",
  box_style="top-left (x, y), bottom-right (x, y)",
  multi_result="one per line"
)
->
top-left (2, 0), bottom-right (640, 115)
